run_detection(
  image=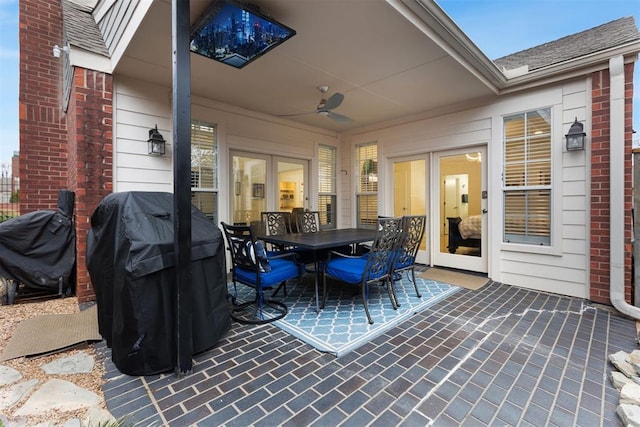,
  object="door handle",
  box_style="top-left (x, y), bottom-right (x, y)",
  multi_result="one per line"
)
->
top-left (482, 209), bottom-right (488, 214)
